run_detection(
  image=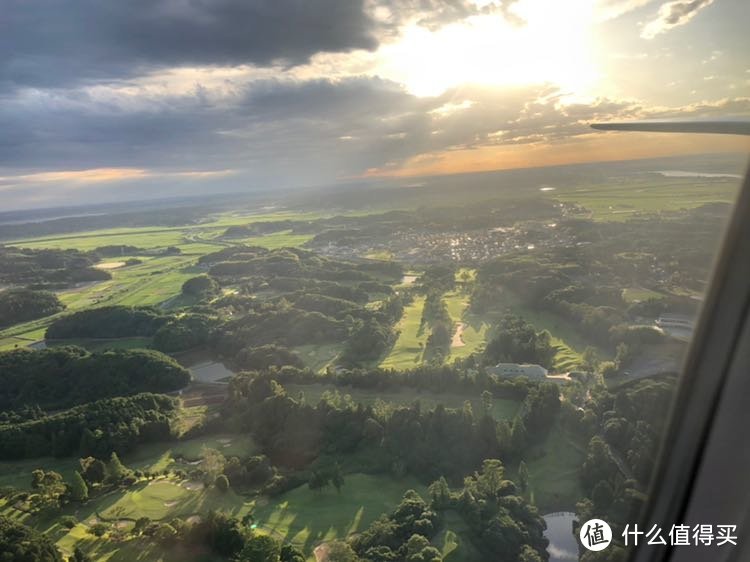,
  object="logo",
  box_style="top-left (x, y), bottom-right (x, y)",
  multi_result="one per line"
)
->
top-left (580, 519), bottom-right (613, 551)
